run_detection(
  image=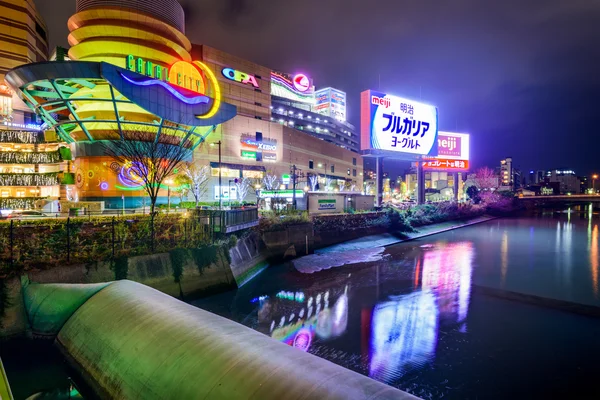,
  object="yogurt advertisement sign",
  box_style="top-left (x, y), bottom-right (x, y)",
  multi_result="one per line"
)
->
top-left (361, 90), bottom-right (438, 156)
